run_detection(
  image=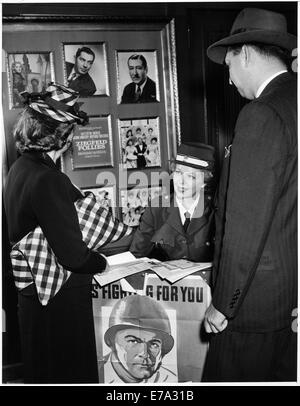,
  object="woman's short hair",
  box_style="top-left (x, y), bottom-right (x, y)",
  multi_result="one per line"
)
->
top-left (13, 107), bottom-right (75, 153)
